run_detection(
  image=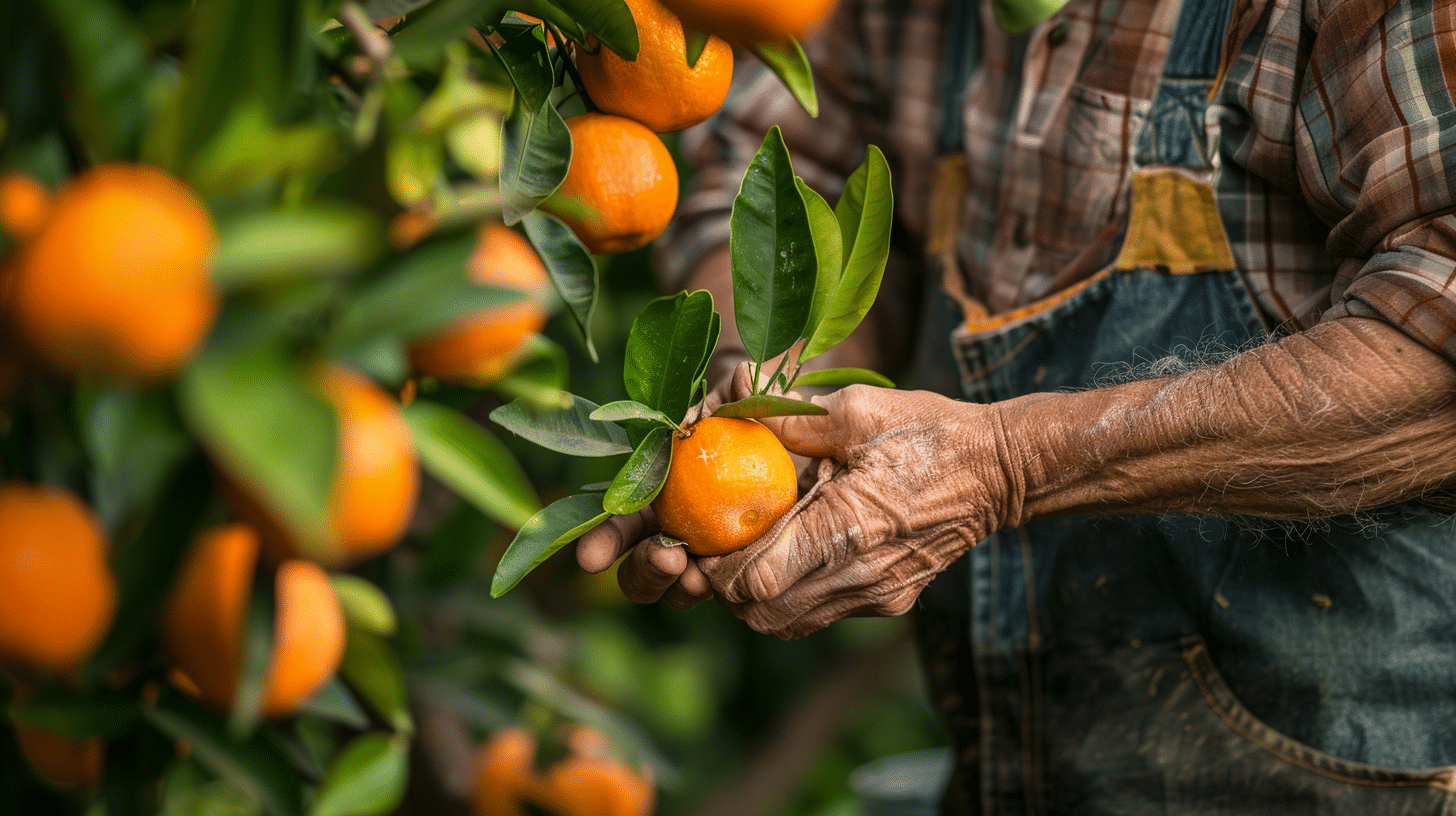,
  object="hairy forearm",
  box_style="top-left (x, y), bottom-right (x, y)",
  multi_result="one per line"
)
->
top-left (998, 318), bottom-right (1456, 522)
